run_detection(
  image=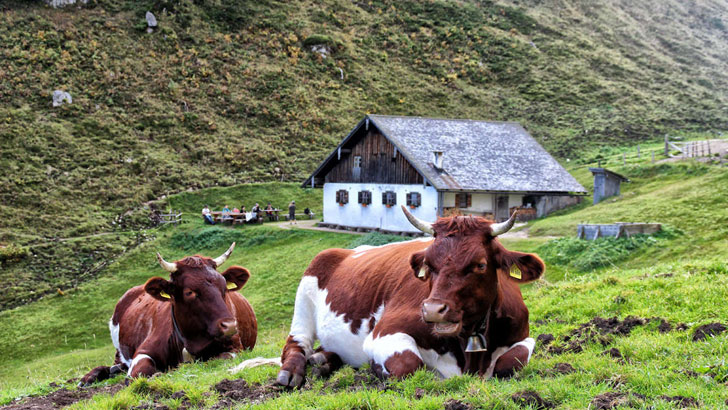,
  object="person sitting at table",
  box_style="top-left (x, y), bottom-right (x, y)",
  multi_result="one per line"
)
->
top-left (232, 207), bottom-right (240, 213)
top-left (202, 205), bottom-right (215, 225)
top-left (265, 202), bottom-right (274, 221)
top-left (304, 207), bottom-right (311, 218)
top-left (251, 203), bottom-right (261, 221)
top-left (222, 205), bottom-right (232, 222)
